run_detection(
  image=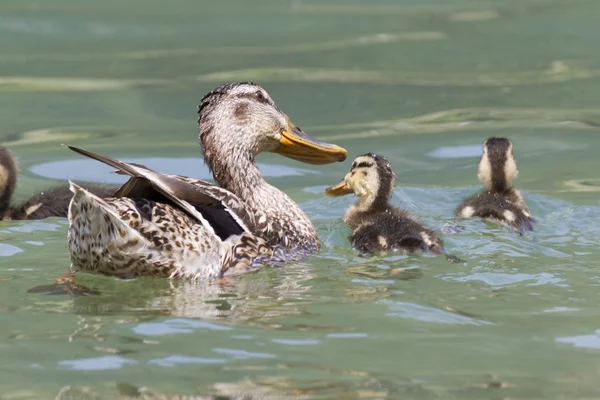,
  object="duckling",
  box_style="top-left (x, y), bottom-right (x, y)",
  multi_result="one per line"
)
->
top-left (326, 153), bottom-right (461, 262)
top-left (0, 146), bottom-right (116, 220)
top-left (455, 137), bottom-right (533, 234)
